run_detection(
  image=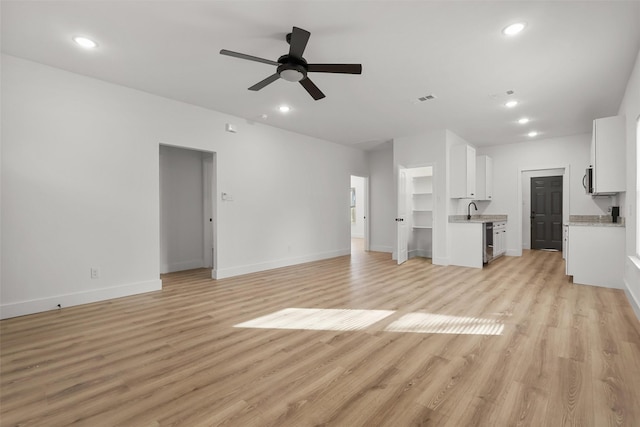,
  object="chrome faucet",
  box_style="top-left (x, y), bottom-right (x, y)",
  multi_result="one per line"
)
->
top-left (467, 201), bottom-right (477, 220)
